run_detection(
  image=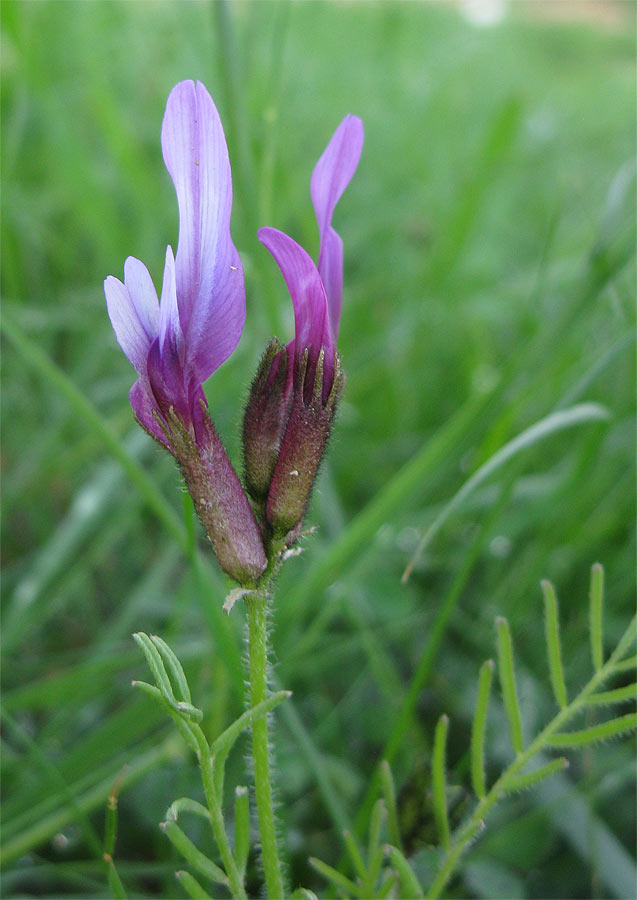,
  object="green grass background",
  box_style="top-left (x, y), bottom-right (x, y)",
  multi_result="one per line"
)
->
top-left (1, 1), bottom-right (635, 897)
